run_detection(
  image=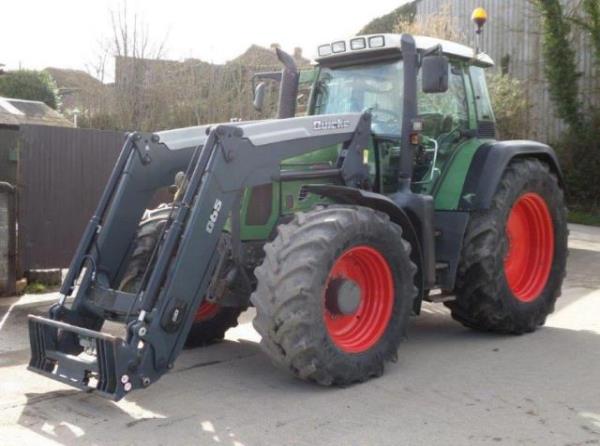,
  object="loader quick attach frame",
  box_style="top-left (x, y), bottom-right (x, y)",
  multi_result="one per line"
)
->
top-left (28, 112), bottom-right (373, 400)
